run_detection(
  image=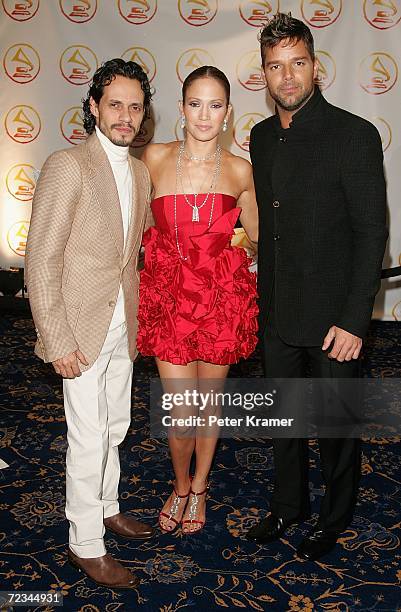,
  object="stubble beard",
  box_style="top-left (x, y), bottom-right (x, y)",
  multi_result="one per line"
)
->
top-left (271, 83), bottom-right (314, 113)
